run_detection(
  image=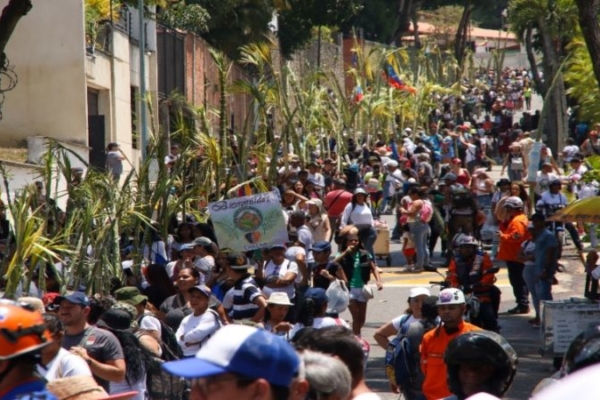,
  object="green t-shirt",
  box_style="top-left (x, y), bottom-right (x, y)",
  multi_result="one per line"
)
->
top-left (348, 251), bottom-right (372, 288)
